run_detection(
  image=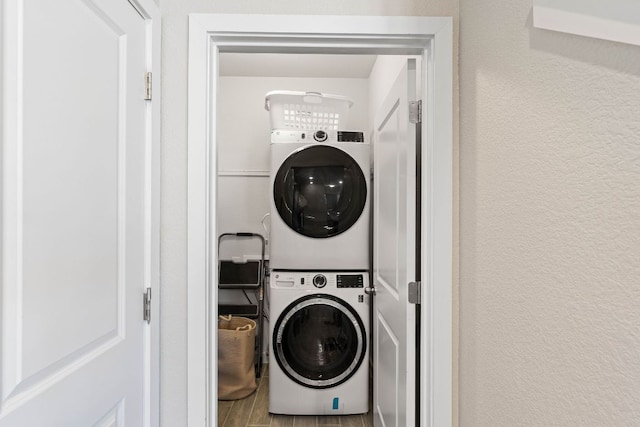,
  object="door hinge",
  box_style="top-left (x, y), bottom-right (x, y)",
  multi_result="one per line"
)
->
top-left (144, 71), bottom-right (152, 101)
top-left (143, 287), bottom-right (152, 323)
top-left (409, 100), bottom-right (422, 124)
top-left (408, 281), bottom-right (421, 305)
